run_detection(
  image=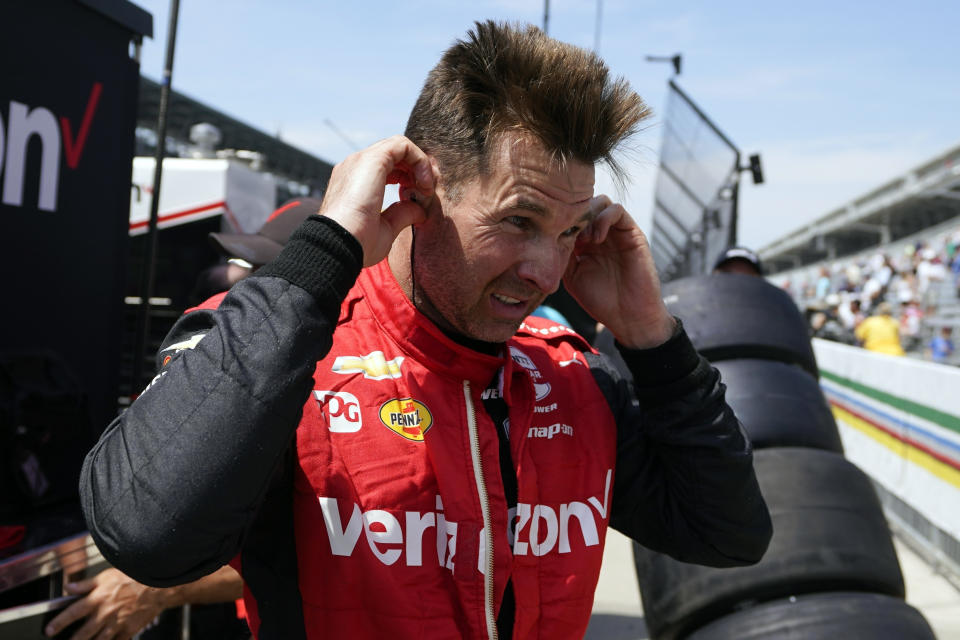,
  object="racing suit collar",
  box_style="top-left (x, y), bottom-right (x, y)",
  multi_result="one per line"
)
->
top-left (358, 260), bottom-right (516, 386)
